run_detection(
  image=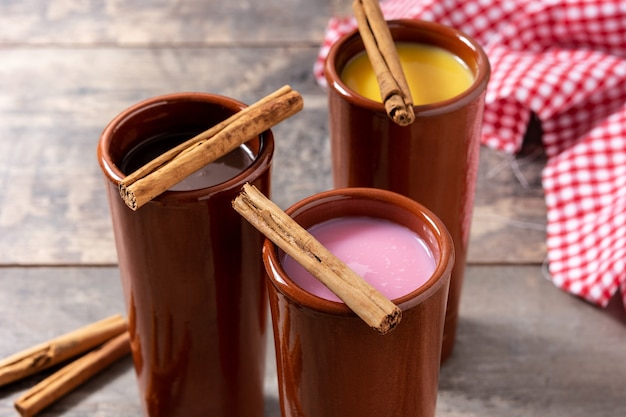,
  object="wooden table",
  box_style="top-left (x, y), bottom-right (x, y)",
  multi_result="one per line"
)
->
top-left (1, 2), bottom-right (624, 416)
